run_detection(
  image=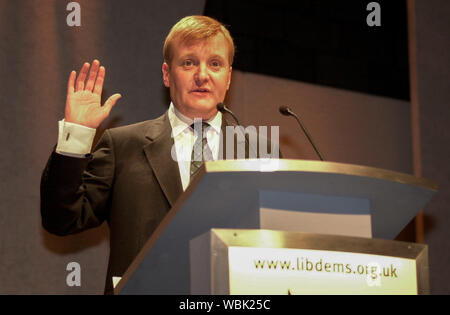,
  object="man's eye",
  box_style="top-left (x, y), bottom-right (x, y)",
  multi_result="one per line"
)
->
top-left (210, 60), bottom-right (221, 67)
top-left (184, 60), bottom-right (195, 67)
